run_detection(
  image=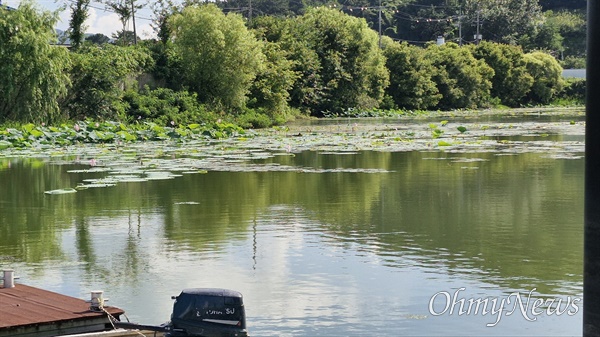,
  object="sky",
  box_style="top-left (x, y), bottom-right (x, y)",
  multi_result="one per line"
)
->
top-left (4, 0), bottom-right (157, 39)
